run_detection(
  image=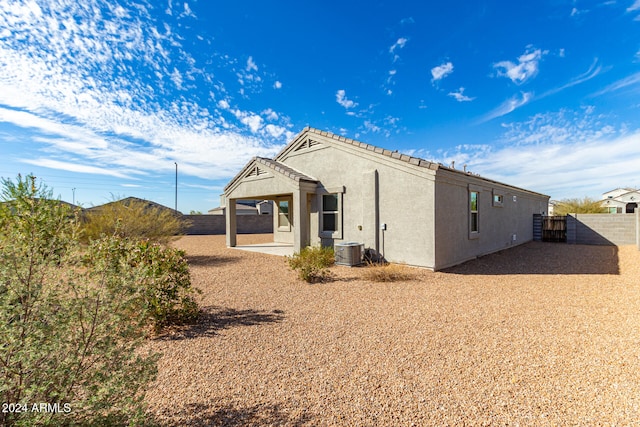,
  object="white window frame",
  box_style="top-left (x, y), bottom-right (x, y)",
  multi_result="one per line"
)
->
top-left (319, 188), bottom-right (343, 239)
top-left (469, 187), bottom-right (480, 239)
top-left (492, 190), bottom-right (504, 207)
top-left (277, 198), bottom-right (291, 231)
